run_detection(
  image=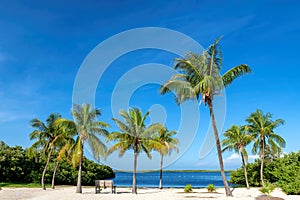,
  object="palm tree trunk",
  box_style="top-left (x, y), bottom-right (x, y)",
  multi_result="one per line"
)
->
top-left (76, 143), bottom-right (83, 193)
top-left (208, 101), bottom-right (232, 197)
top-left (132, 145), bottom-right (138, 194)
top-left (76, 155), bottom-right (83, 193)
top-left (42, 147), bottom-right (53, 190)
top-left (241, 153), bottom-right (249, 189)
top-left (159, 154), bottom-right (163, 189)
top-left (51, 160), bottom-right (60, 189)
top-left (260, 137), bottom-right (265, 187)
